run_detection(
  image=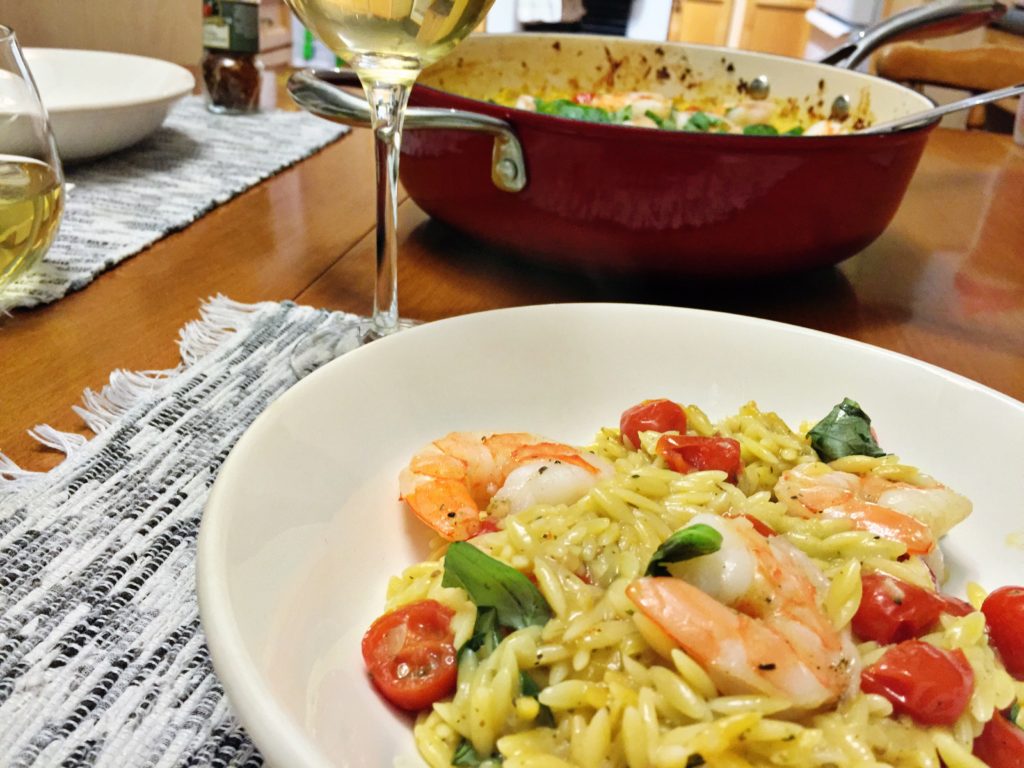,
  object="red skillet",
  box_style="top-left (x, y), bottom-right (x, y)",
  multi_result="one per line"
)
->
top-left (290, 0), bottom-right (1005, 276)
